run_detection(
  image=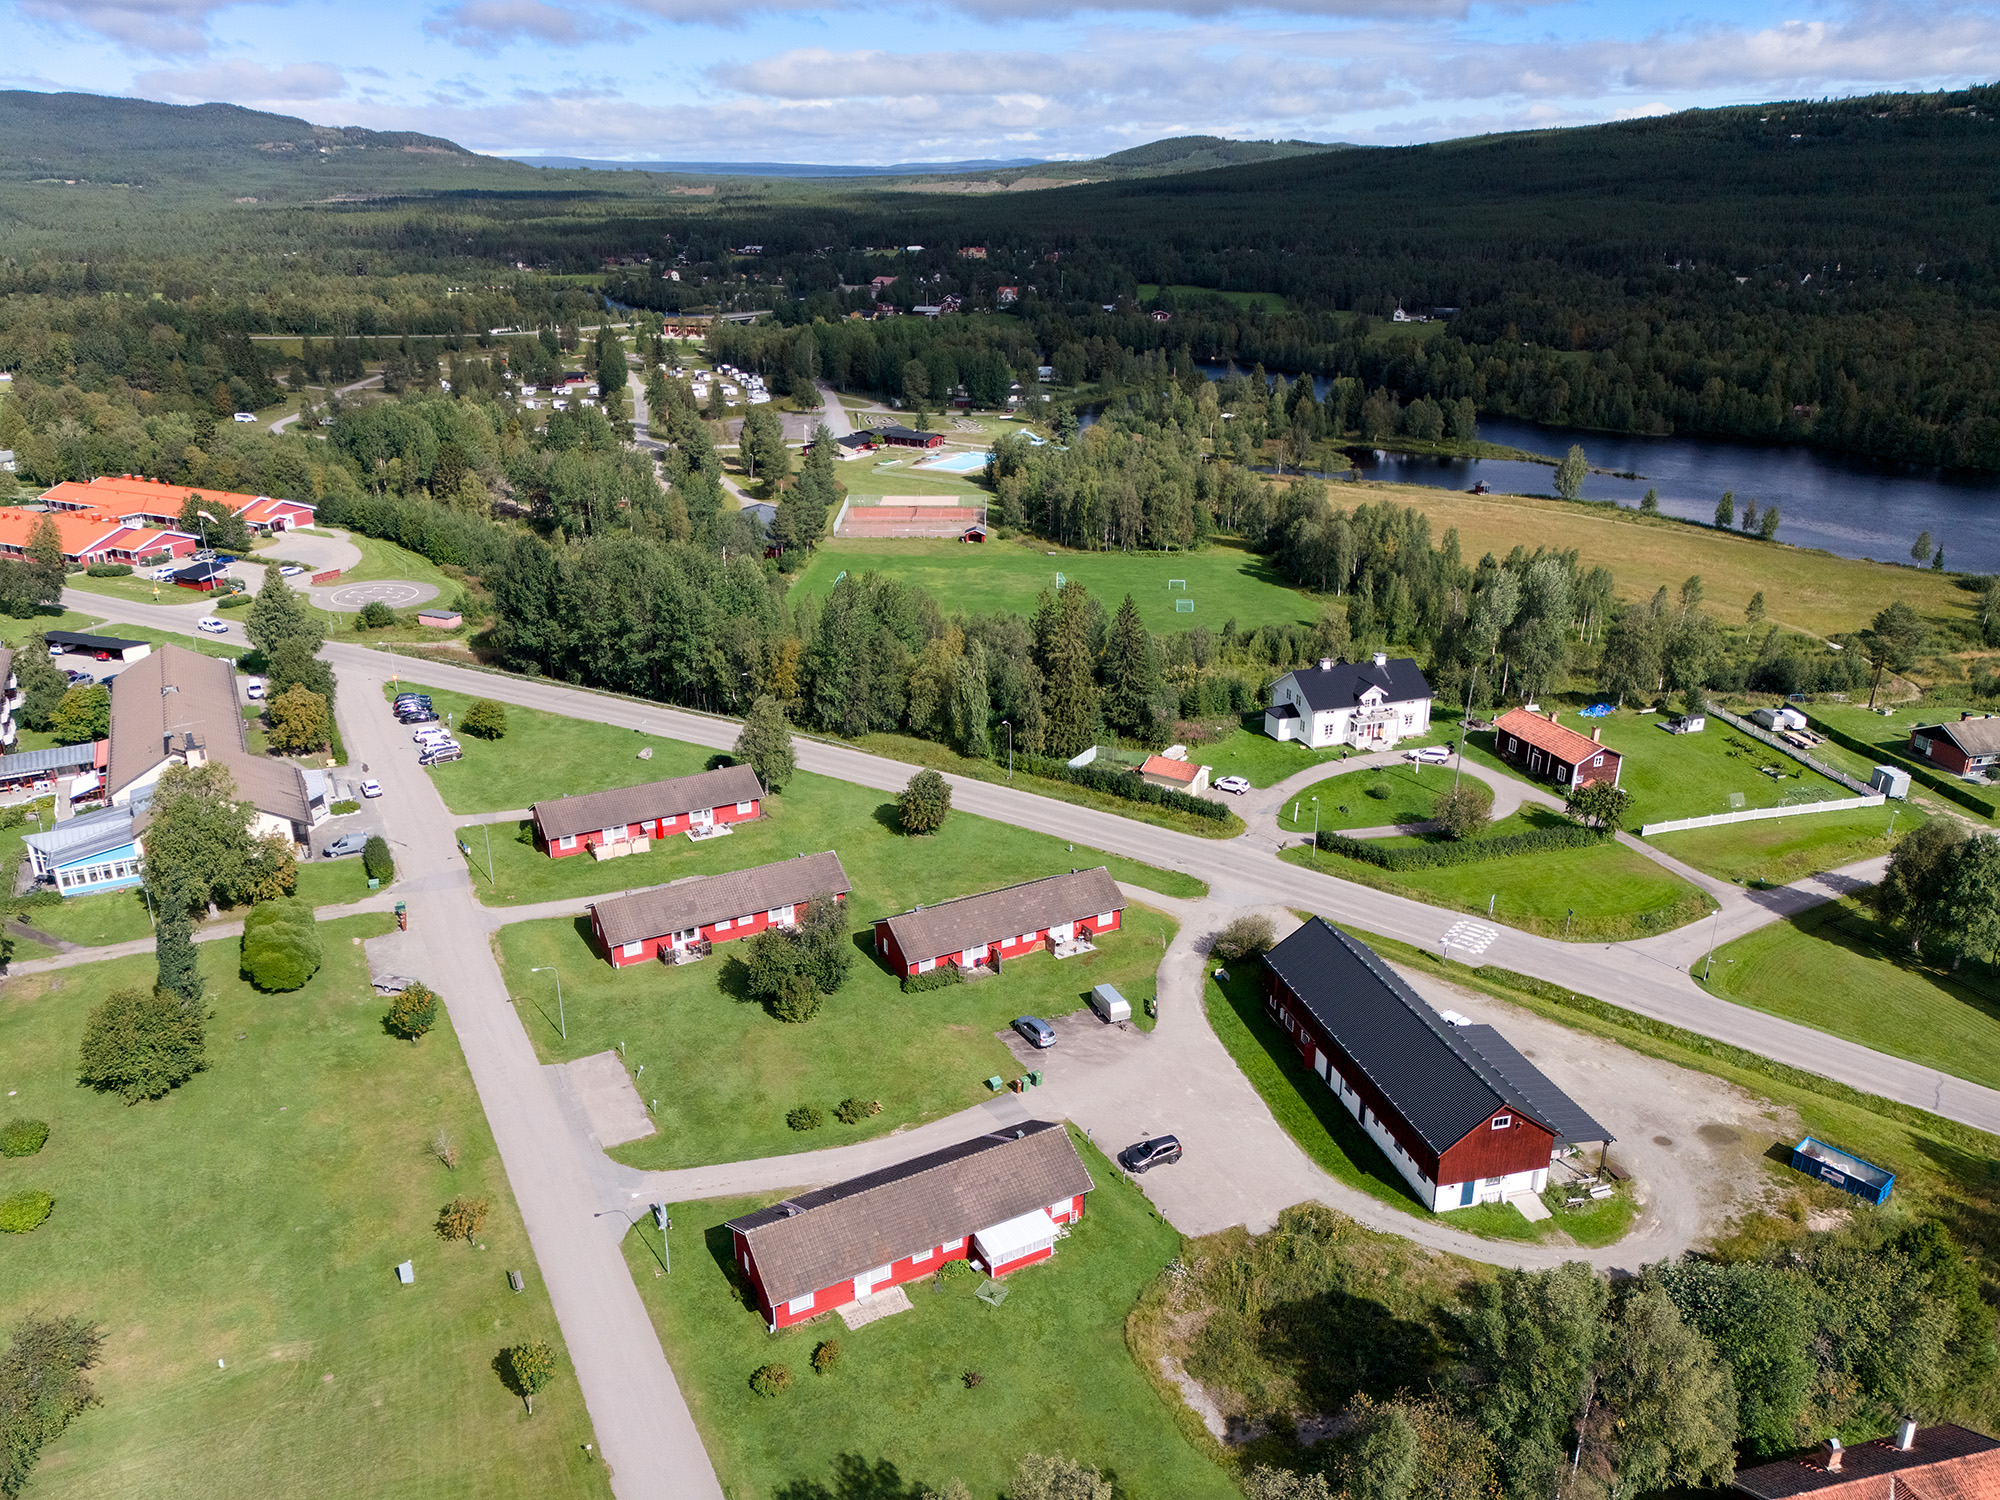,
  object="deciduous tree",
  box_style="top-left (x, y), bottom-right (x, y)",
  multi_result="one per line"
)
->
top-left (1433, 781), bottom-right (1493, 841)
top-left (733, 695), bottom-right (795, 791)
top-left (265, 684), bottom-right (331, 756)
top-left (1552, 444), bottom-right (1587, 502)
top-left (461, 698), bottom-right (507, 740)
top-left (897, 768), bottom-right (952, 834)
top-left (436, 1194), bottom-right (489, 1244)
top-left (503, 1340), bottom-right (557, 1414)
top-left (77, 986), bottom-right (205, 1102)
top-left (48, 685), bottom-right (108, 745)
top-left (1875, 818), bottom-right (1964, 953)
